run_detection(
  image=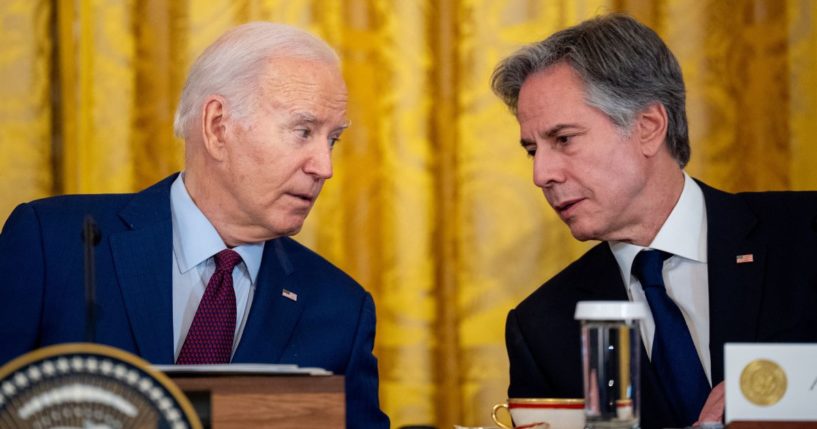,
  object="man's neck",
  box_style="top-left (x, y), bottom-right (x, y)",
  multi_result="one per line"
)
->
top-left (618, 168), bottom-right (686, 247)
